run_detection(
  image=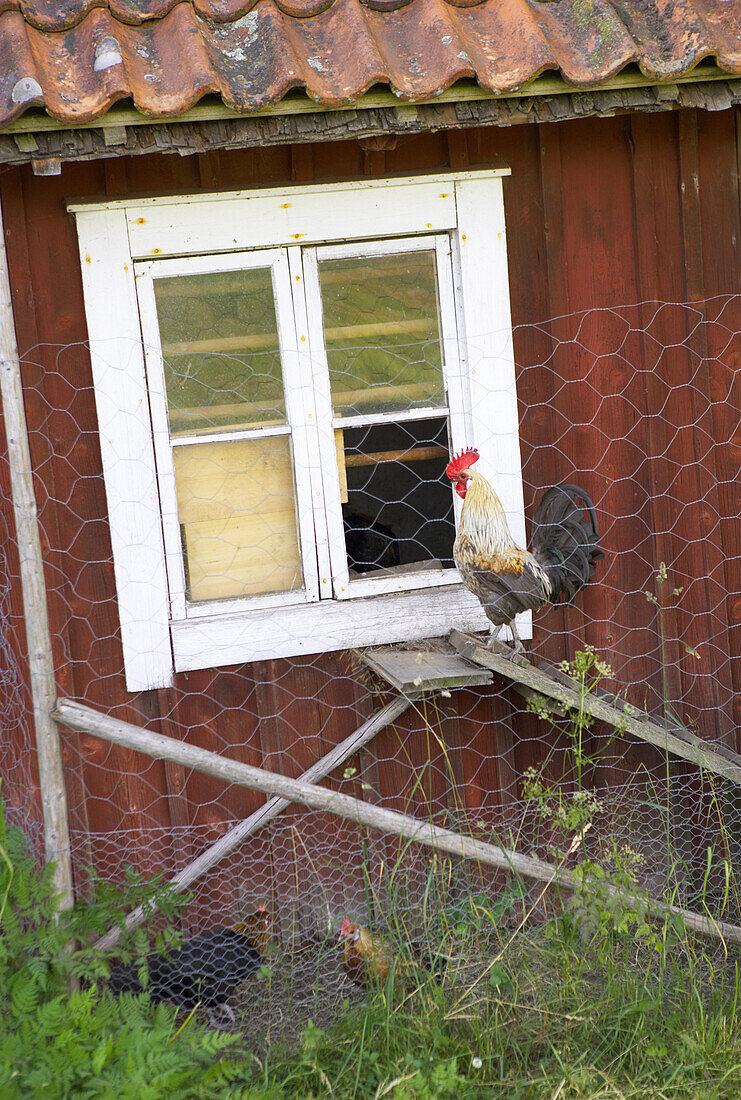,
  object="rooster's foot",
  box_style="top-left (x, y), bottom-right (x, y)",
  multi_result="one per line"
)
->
top-left (504, 641), bottom-right (526, 662)
top-left (487, 637), bottom-right (525, 661)
top-left (487, 623), bottom-right (526, 662)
